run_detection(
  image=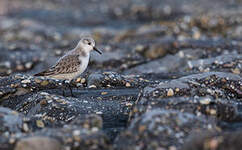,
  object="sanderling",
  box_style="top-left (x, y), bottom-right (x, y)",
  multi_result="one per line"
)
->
top-left (34, 36), bottom-right (102, 96)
